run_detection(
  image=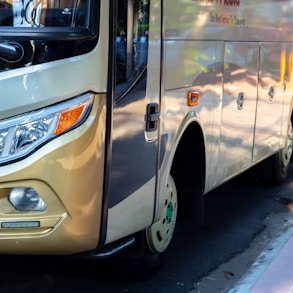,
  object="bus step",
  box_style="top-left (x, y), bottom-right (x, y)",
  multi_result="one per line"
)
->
top-left (87, 236), bottom-right (136, 259)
